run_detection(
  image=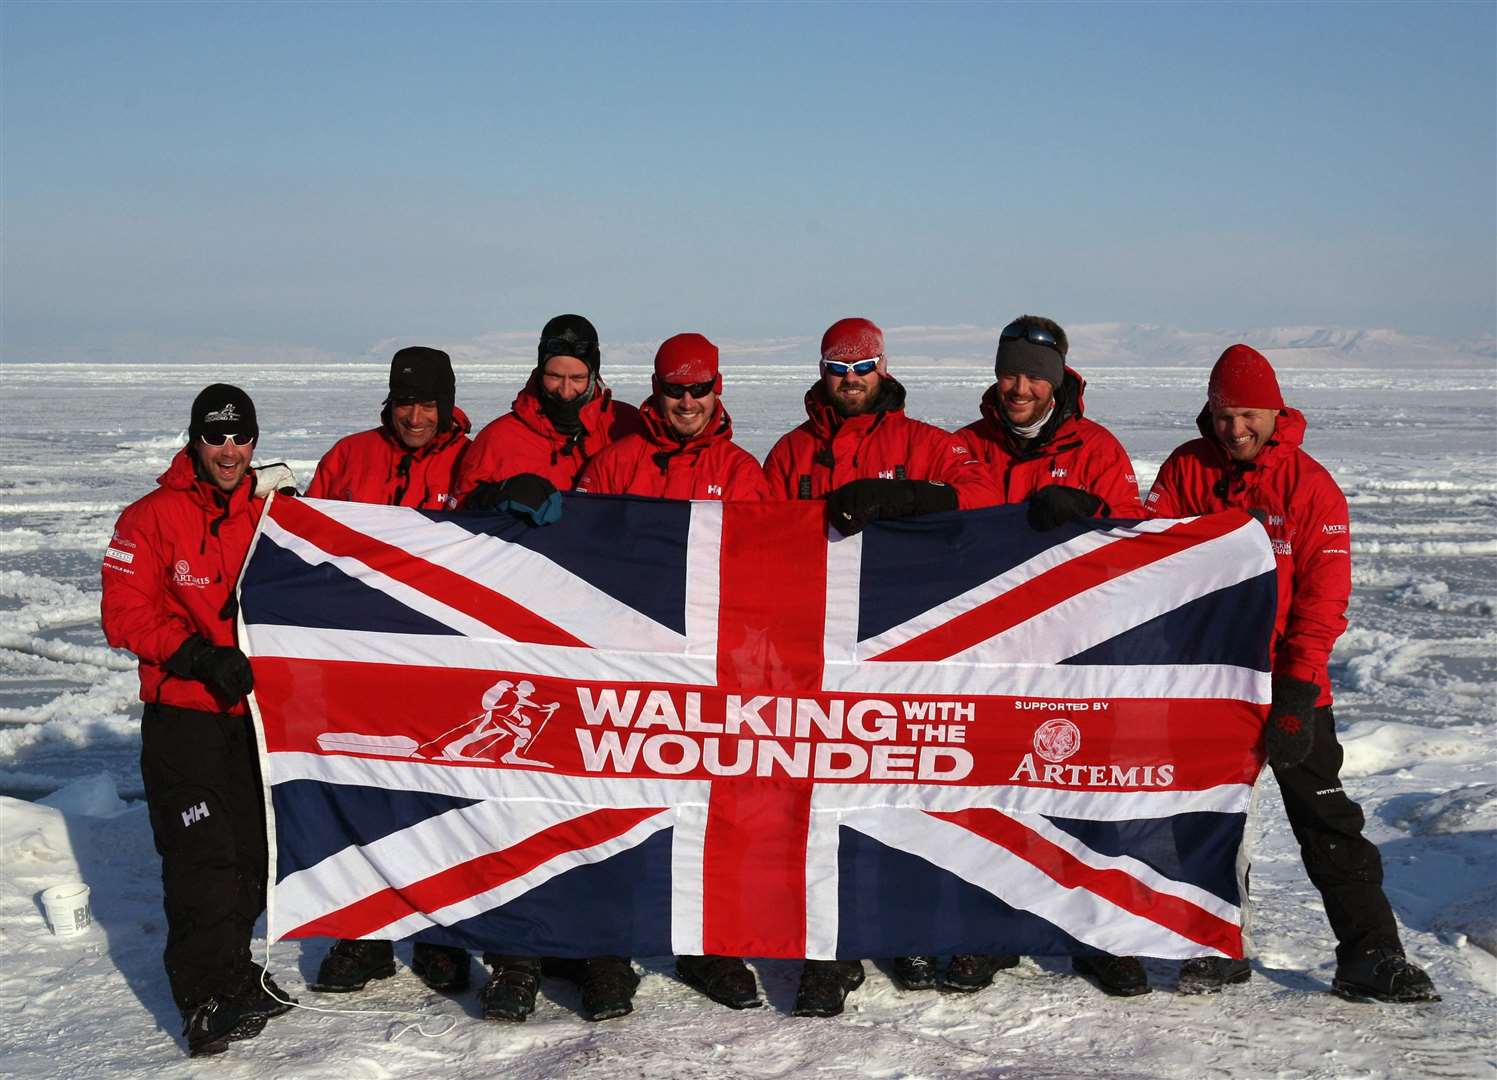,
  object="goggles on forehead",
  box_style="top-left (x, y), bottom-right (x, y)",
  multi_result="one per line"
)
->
top-left (658, 379), bottom-right (716, 400)
top-left (822, 358), bottom-right (880, 377)
top-left (199, 432), bottom-right (255, 447)
top-left (1000, 323), bottom-right (1063, 352)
